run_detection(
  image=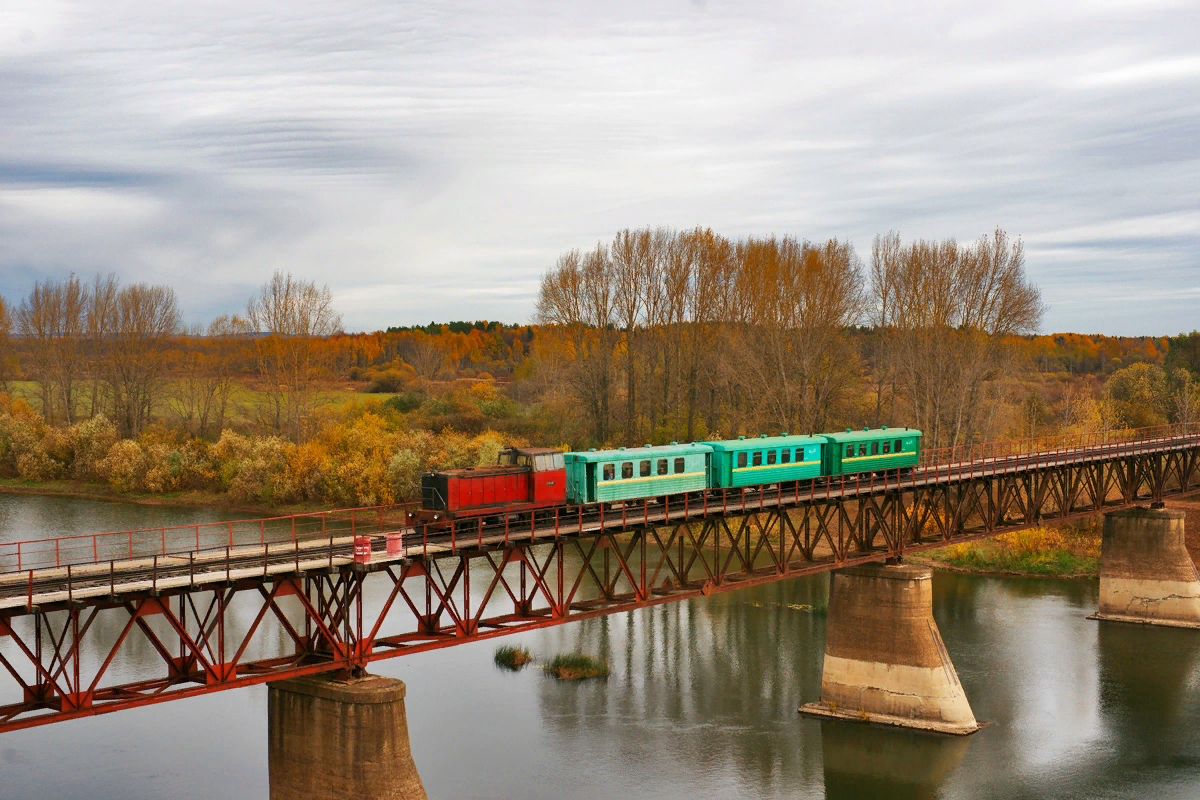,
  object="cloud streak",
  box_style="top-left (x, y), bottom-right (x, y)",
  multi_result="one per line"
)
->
top-left (0, 0), bottom-right (1196, 334)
